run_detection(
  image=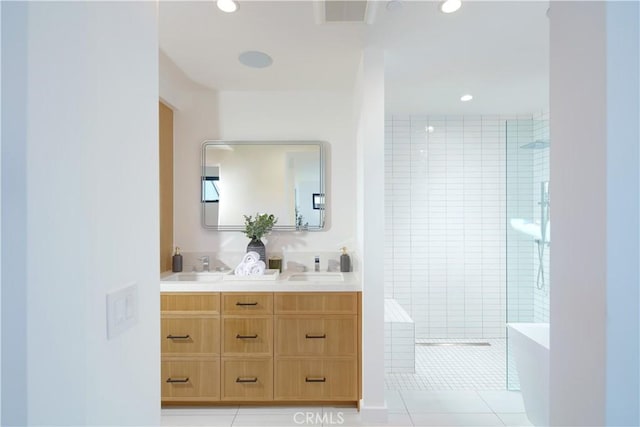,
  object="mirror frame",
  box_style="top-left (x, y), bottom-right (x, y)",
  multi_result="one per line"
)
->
top-left (201, 140), bottom-right (327, 232)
